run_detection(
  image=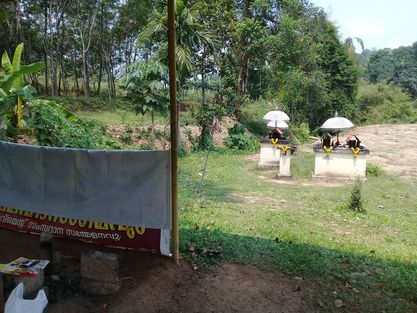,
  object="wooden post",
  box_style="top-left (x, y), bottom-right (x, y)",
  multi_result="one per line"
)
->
top-left (168, 0), bottom-right (179, 264)
top-left (0, 273), bottom-right (4, 308)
